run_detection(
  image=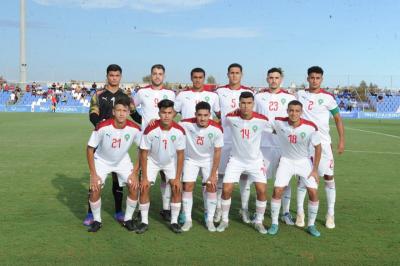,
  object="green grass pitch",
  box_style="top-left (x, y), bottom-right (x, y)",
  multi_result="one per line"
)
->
top-left (0, 113), bottom-right (398, 265)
